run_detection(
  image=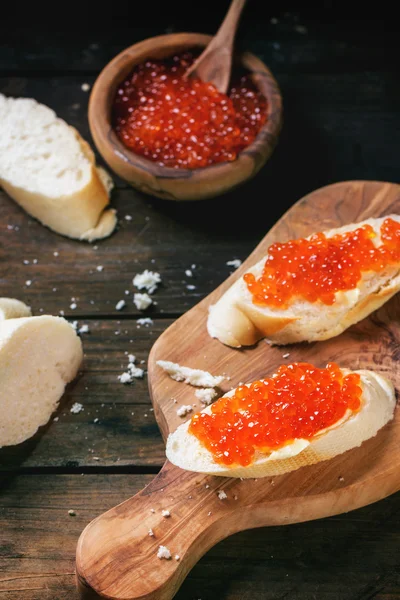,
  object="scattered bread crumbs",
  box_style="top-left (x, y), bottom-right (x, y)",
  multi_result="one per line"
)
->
top-left (81, 83), bottom-right (91, 91)
top-left (195, 388), bottom-right (217, 405)
top-left (68, 510), bottom-right (76, 516)
top-left (185, 269), bottom-right (193, 277)
top-left (157, 546), bottom-right (171, 560)
top-left (70, 403), bottom-right (84, 414)
top-left (157, 361), bottom-right (224, 388)
top-left (148, 529), bottom-right (154, 537)
top-left (226, 259), bottom-right (242, 269)
top-left (177, 405), bottom-right (193, 417)
top-left (133, 270), bottom-right (161, 294)
top-left (23, 259), bottom-right (29, 265)
top-left (96, 265), bottom-right (103, 272)
top-left (118, 356), bottom-right (144, 384)
top-left (161, 510), bottom-right (170, 518)
top-left (134, 292), bottom-right (152, 310)
top-left (70, 303), bottom-right (77, 310)
top-left (116, 300), bottom-right (126, 311)
top-left (217, 490), bottom-right (227, 500)
top-left (137, 317), bottom-right (153, 326)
